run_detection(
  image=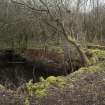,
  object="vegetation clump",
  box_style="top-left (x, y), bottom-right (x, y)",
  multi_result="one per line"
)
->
top-left (68, 60), bottom-right (105, 81)
top-left (92, 49), bottom-right (105, 61)
top-left (26, 76), bottom-right (66, 97)
top-left (85, 48), bottom-right (105, 65)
